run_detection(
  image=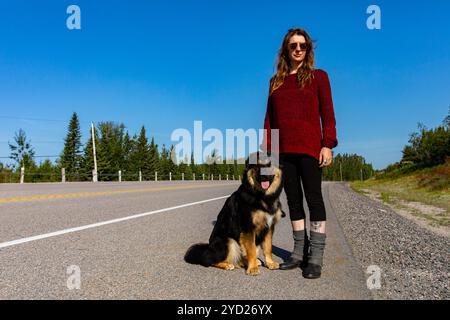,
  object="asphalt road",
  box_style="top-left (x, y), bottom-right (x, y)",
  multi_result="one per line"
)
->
top-left (0, 181), bottom-right (372, 299)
